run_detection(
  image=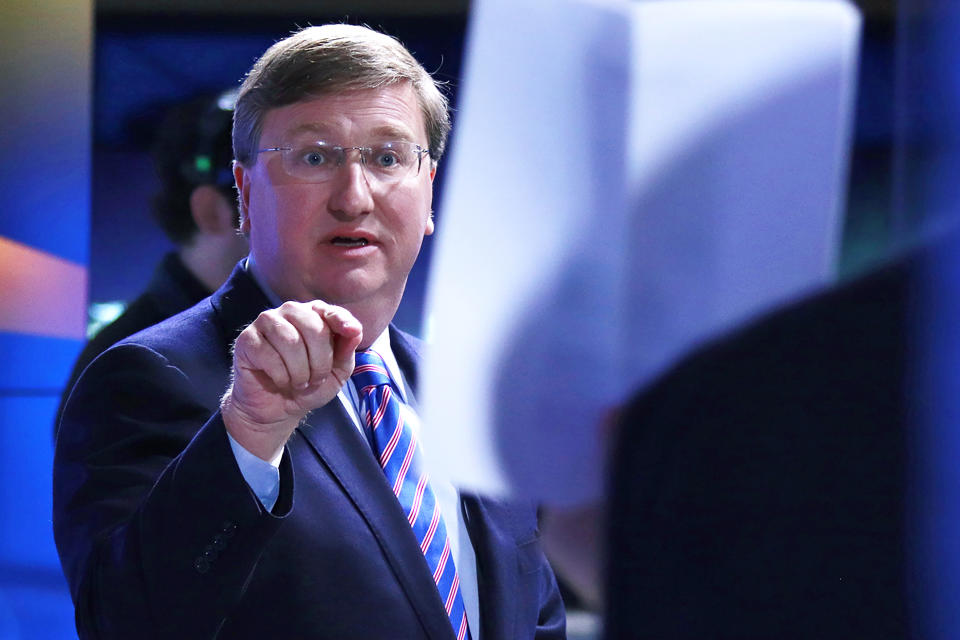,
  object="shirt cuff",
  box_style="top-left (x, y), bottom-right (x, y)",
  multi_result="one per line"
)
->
top-left (227, 431), bottom-right (283, 512)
